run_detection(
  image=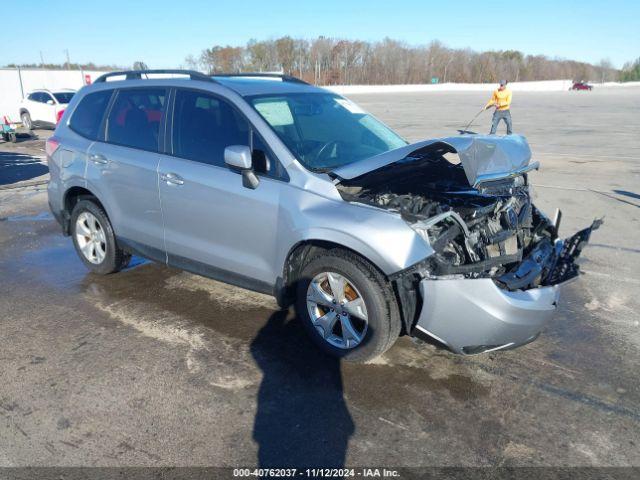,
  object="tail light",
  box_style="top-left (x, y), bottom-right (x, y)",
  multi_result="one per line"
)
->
top-left (45, 136), bottom-right (61, 158)
top-left (56, 109), bottom-right (65, 124)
